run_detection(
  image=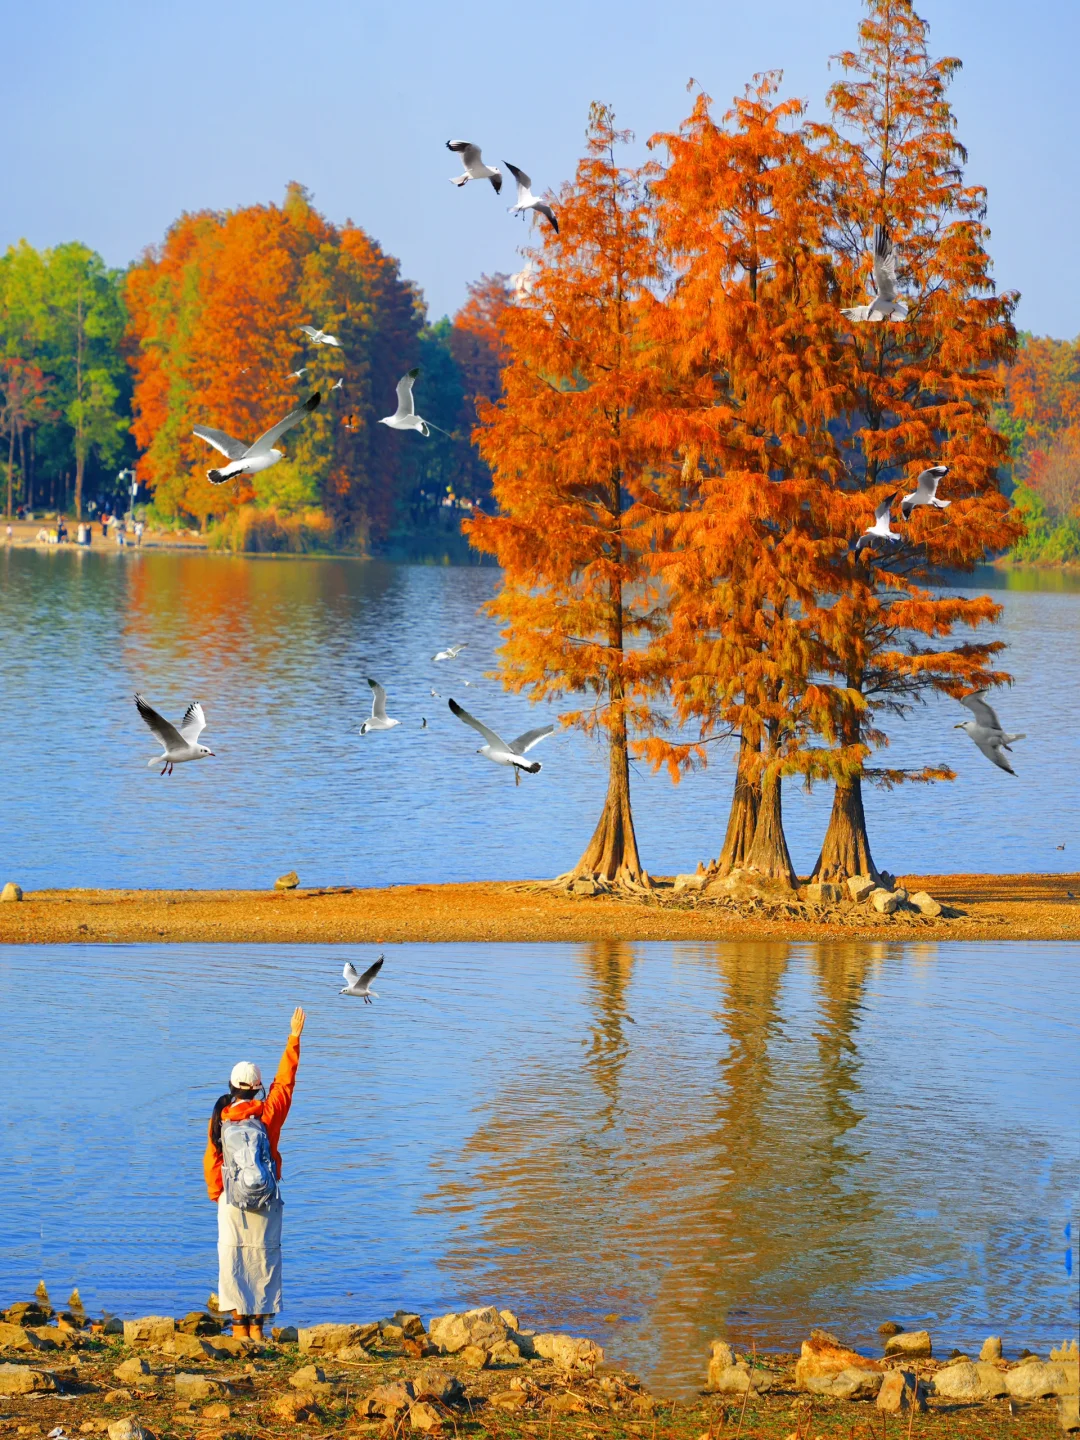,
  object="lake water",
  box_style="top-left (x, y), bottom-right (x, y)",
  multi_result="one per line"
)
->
top-left (1, 939), bottom-right (1076, 1393)
top-left (0, 547), bottom-right (1078, 890)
